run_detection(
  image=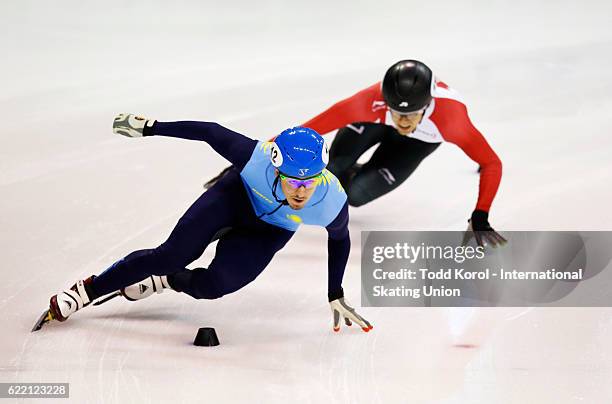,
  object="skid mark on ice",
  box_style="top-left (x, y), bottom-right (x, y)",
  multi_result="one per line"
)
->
top-left (368, 328), bottom-right (383, 404)
top-left (97, 322), bottom-right (112, 402)
top-left (446, 307), bottom-right (478, 339)
top-left (317, 326), bottom-right (378, 403)
top-left (0, 91), bottom-right (325, 188)
top-left (453, 343), bottom-right (478, 349)
top-left (505, 307), bottom-right (534, 322)
top-left (83, 212), bottom-right (179, 276)
top-left (5, 203), bottom-right (180, 382)
top-left (9, 336), bottom-right (31, 380)
top-left (0, 141), bottom-right (152, 187)
top-left (1, 247), bottom-right (75, 310)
